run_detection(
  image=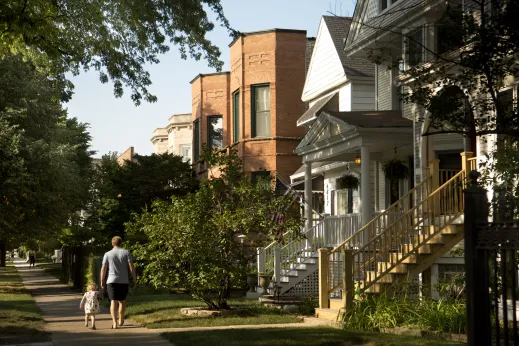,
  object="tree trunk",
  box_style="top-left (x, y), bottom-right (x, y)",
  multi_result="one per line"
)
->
top-left (0, 241), bottom-right (6, 267)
